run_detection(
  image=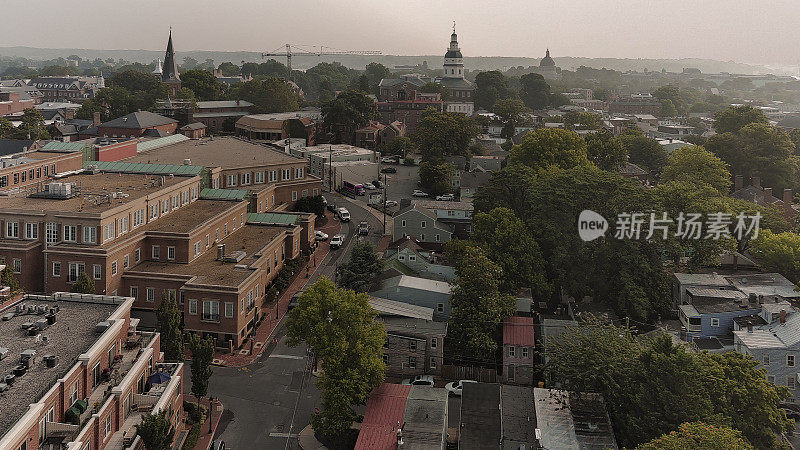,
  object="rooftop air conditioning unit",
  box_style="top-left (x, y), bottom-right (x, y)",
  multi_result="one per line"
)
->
top-left (27, 305), bottom-right (37, 314)
top-left (3, 374), bottom-right (13, 385)
top-left (15, 304), bottom-right (25, 313)
top-left (20, 321), bottom-right (33, 330)
top-left (96, 321), bottom-right (111, 333)
top-left (183, 158), bottom-right (191, 165)
top-left (35, 319), bottom-right (48, 330)
top-left (2, 313), bottom-right (13, 321)
top-left (0, 348), bottom-right (8, 361)
top-left (37, 305), bottom-right (47, 314)
top-left (0, 383), bottom-right (8, 393)
top-left (43, 355), bottom-right (57, 368)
